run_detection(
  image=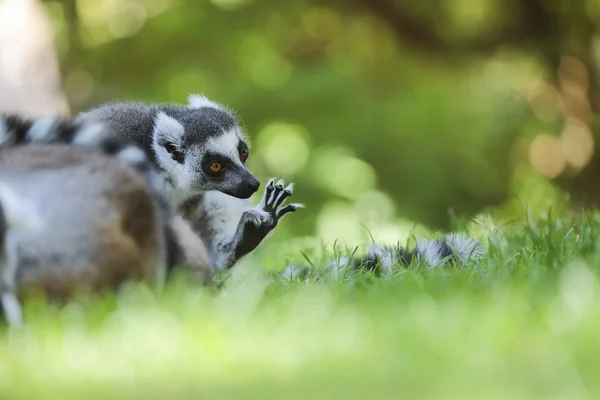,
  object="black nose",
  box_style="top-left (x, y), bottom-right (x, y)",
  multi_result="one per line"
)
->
top-left (246, 178), bottom-right (260, 192)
